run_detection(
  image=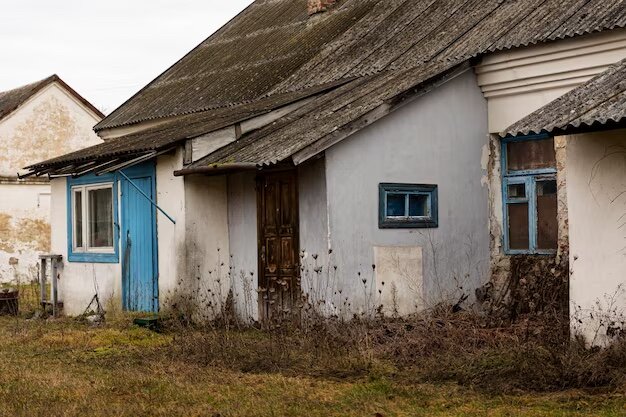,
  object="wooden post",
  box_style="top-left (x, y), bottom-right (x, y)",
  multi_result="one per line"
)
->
top-left (39, 254), bottom-right (63, 317)
top-left (40, 258), bottom-right (48, 308)
top-left (51, 259), bottom-right (58, 318)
